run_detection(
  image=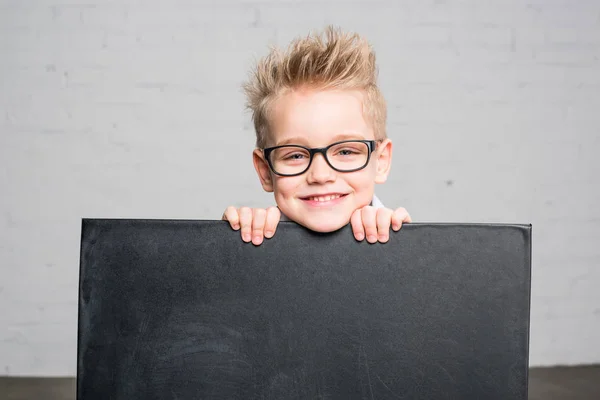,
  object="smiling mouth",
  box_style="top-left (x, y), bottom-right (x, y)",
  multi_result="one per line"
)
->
top-left (301, 193), bottom-right (348, 202)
